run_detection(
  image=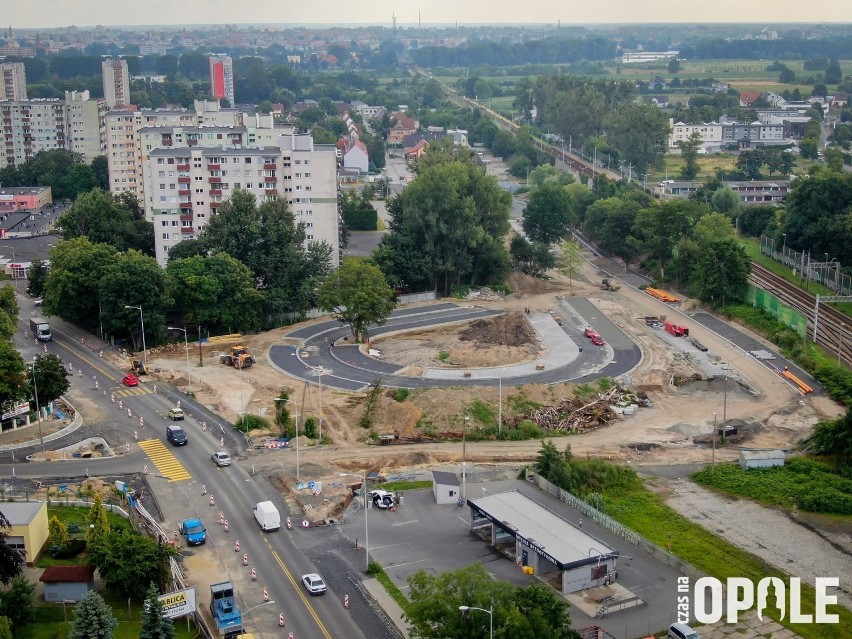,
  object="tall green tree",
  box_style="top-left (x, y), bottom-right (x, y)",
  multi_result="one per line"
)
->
top-left (26, 258), bottom-right (48, 298)
top-left (690, 237), bottom-right (750, 307)
top-left (0, 615), bottom-right (10, 639)
top-left (677, 131), bottom-right (702, 180)
top-left (558, 240), bottom-right (583, 293)
top-left (0, 342), bottom-right (29, 410)
top-left (803, 408), bottom-right (852, 465)
top-left (584, 196), bottom-right (642, 270)
top-left (48, 516), bottom-right (69, 550)
top-left (0, 288), bottom-right (17, 341)
top-left (0, 576), bottom-right (34, 627)
top-left (87, 530), bottom-right (176, 599)
top-left (56, 188), bottom-right (154, 255)
top-left (711, 187), bottom-right (741, 217)
top-left (43, 237), bottom-right (119, 332)
top-left (86, 494), bottom-right (111, 548)
top-left (0, 149), bottom-right (98, 200)
top-left (522, 182), bottom-right (574, 244)
top-left (0, 512), bottom-right (24, 587)
top-left (140, 582), bottom-right (176, 639)
top-left (604, 103), bottom-right (670, 176)
top-left (630, 200), bottom-right (696, 278)
top-left (317, 261), bottom-right (396, 343)
top-left (68, 591), bottom-right (118, 639)
top-left (736, 150), bottom-right (765, 180)
top-left (31, 354), bottom-right (70, 407)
